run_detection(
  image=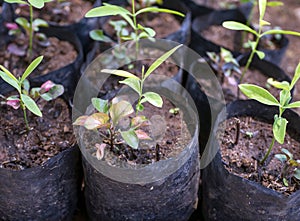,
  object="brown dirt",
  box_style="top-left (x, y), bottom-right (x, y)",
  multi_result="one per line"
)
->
top-left (15, 0), bottom-right (93, 25)
top-left (0, 98), bottom-right (76, 170)
top-left (78, 95), bottom-right (191, 167)
top-left (218, 116), bottom-right (300, 195)
top-left (0, 34), bottom-right (77, 78)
